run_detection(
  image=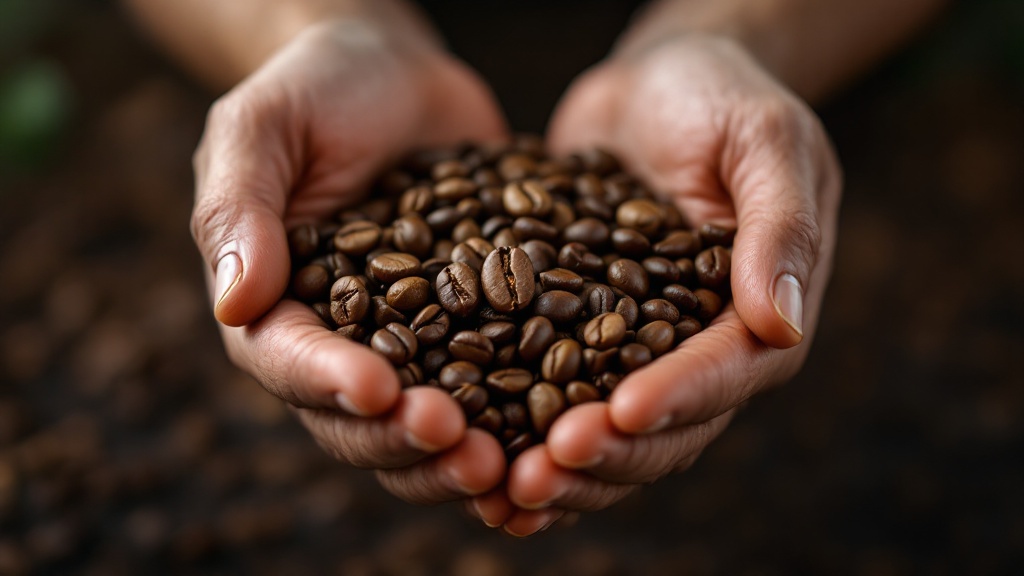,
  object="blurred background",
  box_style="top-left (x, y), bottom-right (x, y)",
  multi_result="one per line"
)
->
top-left (0, 0), bottom-right (1021, 574)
